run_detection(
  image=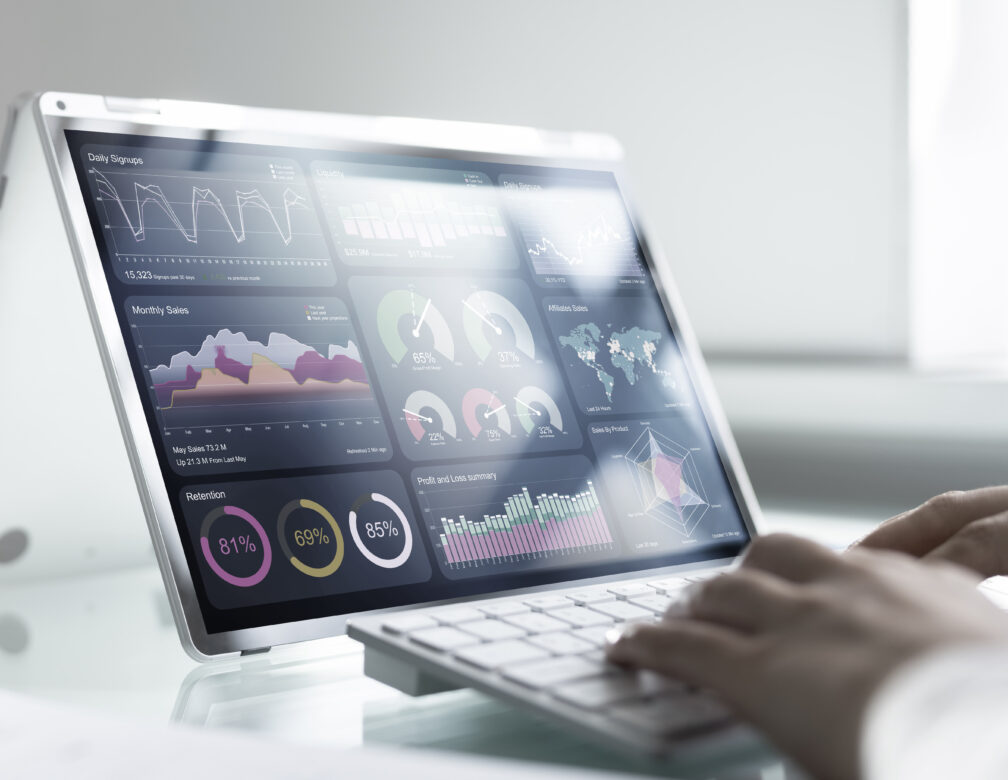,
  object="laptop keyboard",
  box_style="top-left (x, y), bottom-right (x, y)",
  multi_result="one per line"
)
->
top-left (350, 572), bottom-right (736, 755)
